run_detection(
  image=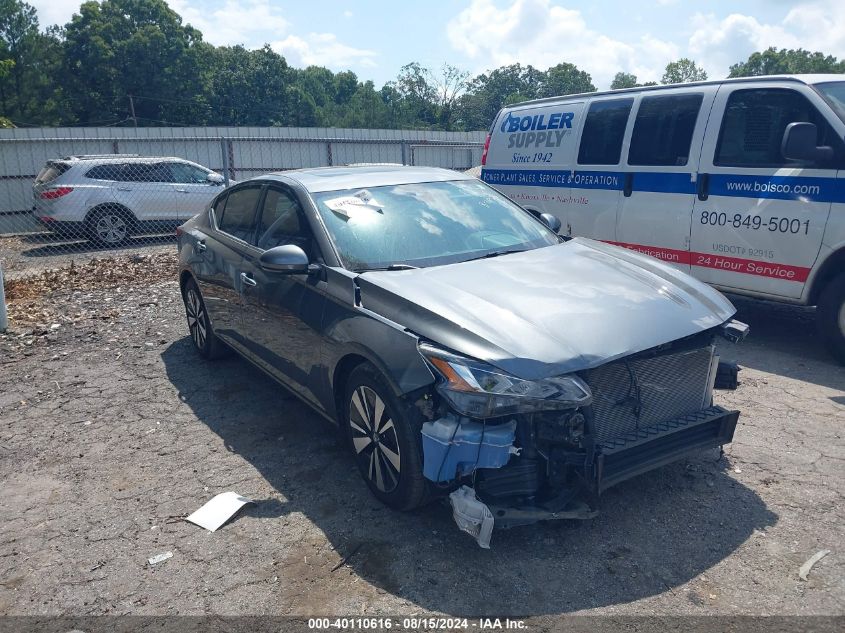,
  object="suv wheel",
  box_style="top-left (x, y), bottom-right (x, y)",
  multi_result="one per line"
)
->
top-left (343, 363), bottom-right (429, 511)
top-left (817, 272), bottom-right (845, 364)
top-left (87, 206), bottom-right (133, 246)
